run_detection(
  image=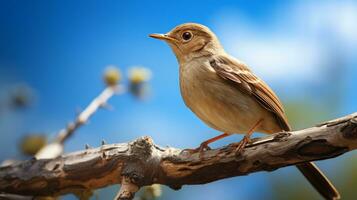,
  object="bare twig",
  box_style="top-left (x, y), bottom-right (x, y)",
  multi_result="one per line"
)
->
top-left (1, 113), bottom-right (356, 199)
top-left (35, 85), bottom-right (123, 159)
top-left (56, 86), bottom-right (122, 144)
